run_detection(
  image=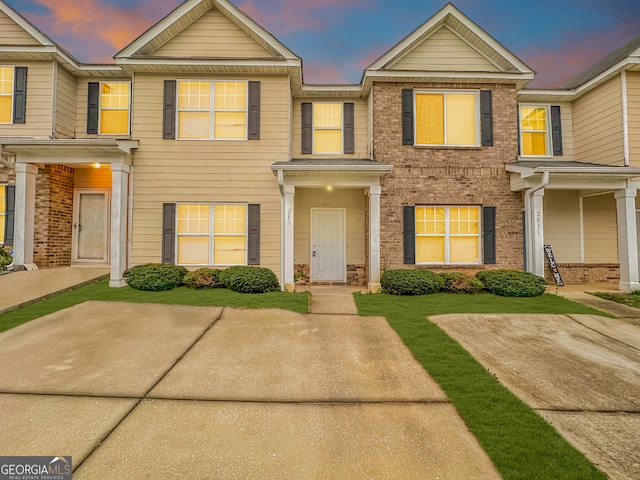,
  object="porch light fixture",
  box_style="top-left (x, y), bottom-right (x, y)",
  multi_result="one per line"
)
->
top-left (91, 162), bottom-right (101, 169)
top-left (326, 185), bottom-right (333, 191)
